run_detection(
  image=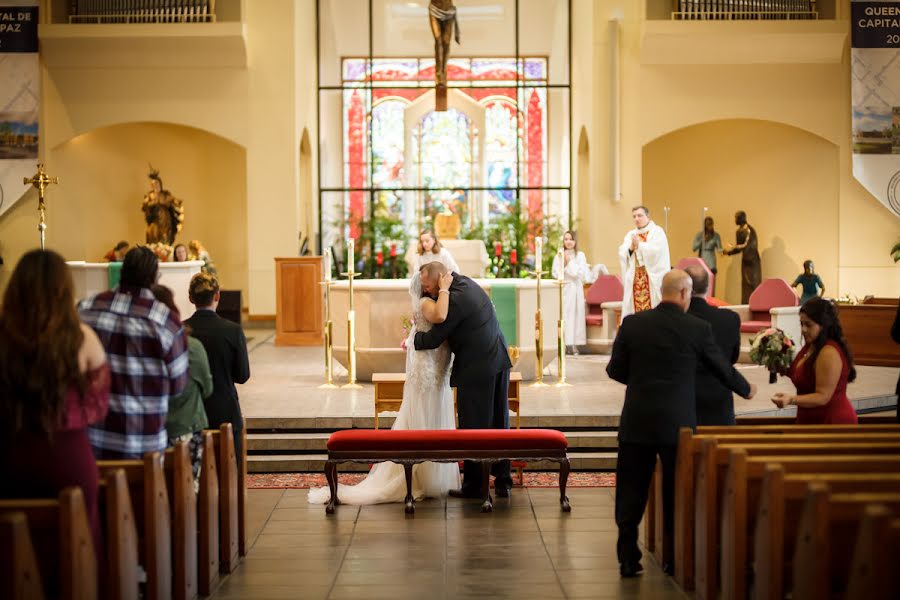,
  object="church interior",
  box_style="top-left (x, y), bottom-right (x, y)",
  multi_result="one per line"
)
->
top-left (1, 0), bottom-right (900, 599)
